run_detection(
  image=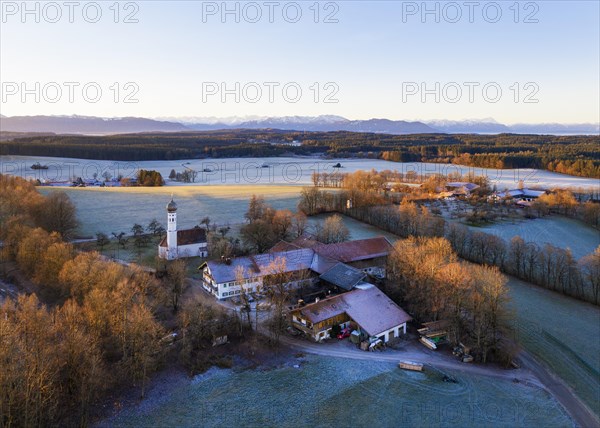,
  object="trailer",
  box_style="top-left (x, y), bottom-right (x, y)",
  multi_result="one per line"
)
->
top-left (419, 336), bottom-right (437, 350)
top-left (399, 361), bottom-right (424, 372)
